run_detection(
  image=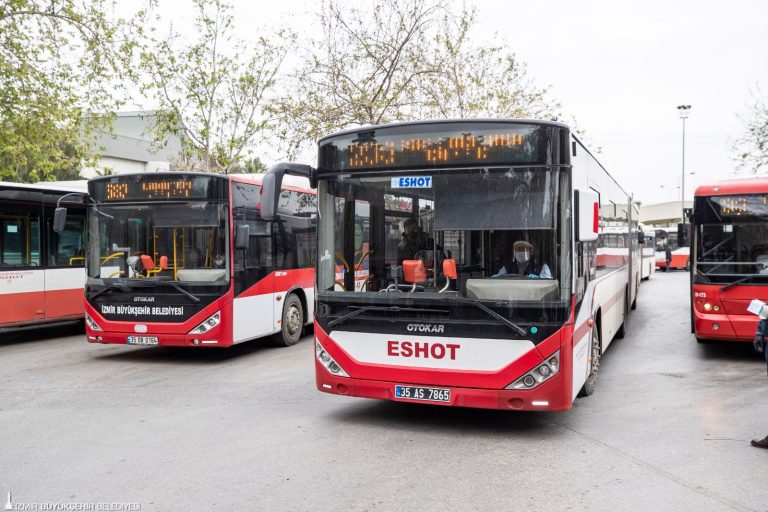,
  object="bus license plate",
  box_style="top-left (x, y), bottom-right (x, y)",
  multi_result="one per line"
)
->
top-left (127, 336), bottom-right (158, 345)
top-left (394, 385), bottom-right (450, 402)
